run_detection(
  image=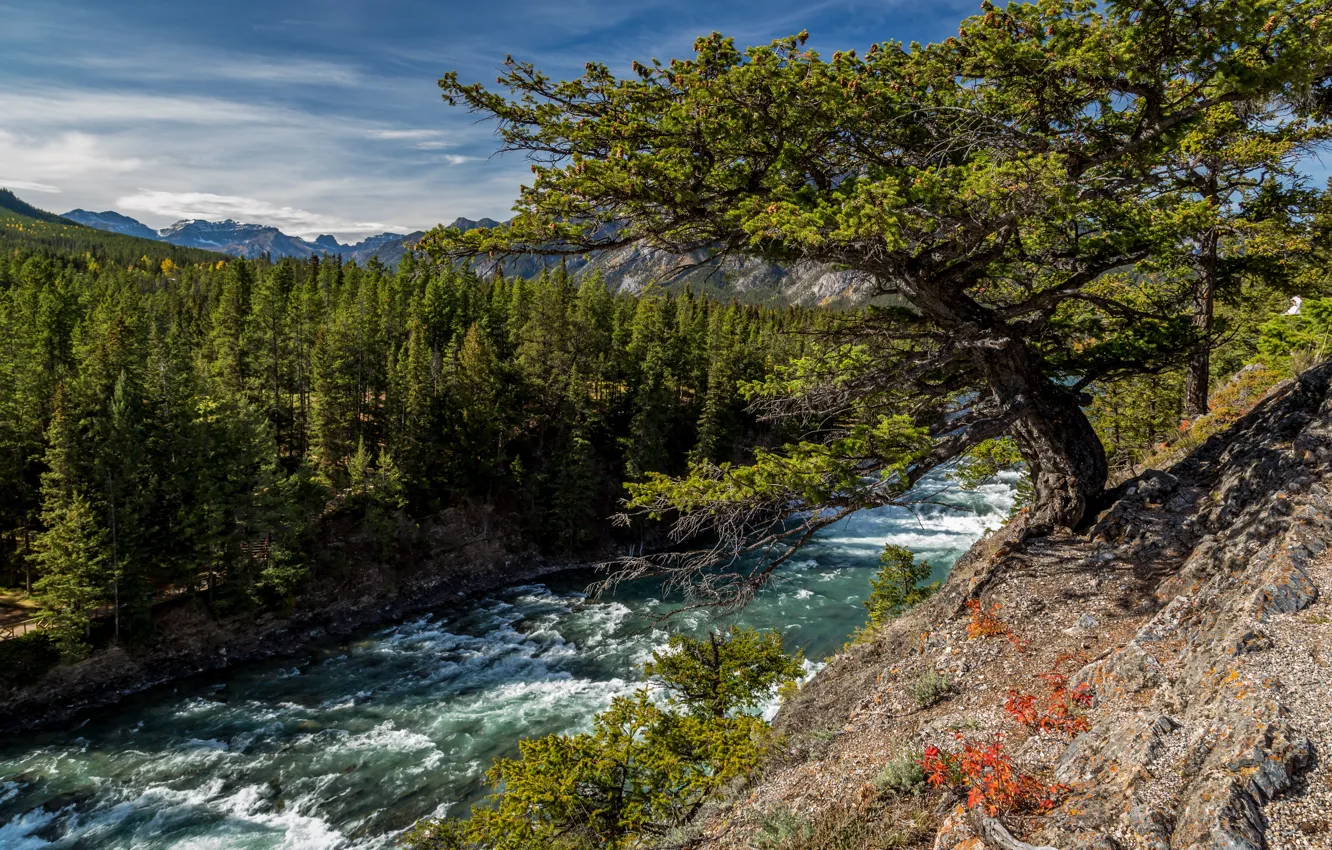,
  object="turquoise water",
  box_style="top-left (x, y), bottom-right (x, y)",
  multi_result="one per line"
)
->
top-left (0, 478), bottom-right (1013, 849)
